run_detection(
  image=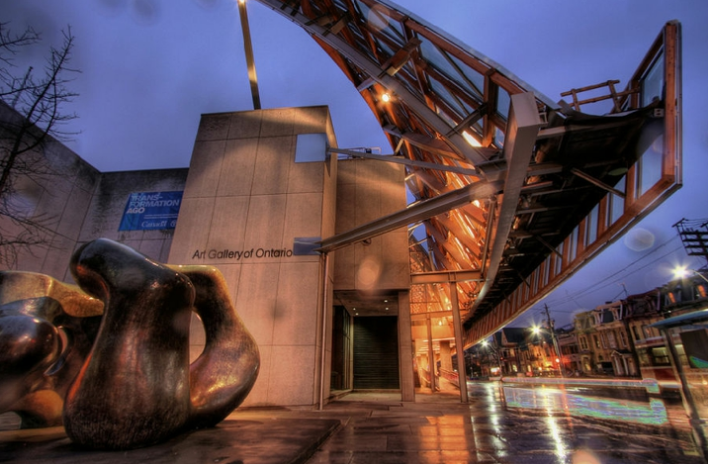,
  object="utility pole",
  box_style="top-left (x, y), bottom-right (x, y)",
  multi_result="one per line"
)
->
top-left (544, 304), bottom-right (566, 377)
